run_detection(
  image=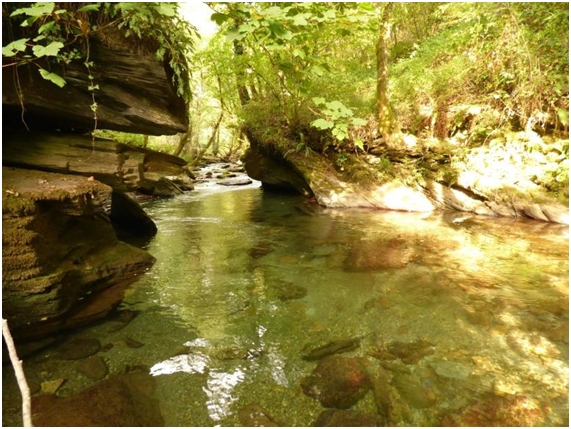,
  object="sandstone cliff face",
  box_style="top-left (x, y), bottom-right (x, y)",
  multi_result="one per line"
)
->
top-left (3, 131), bottom-right (191, 197)
top-left (2, 38), bottom-right (187, 135)
top-left (2, 167), bottom-right (155, 342)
